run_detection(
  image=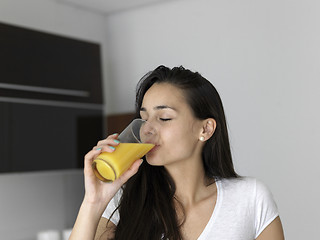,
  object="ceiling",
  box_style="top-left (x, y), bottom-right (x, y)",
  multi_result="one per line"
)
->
top-left (57, 0), bottom-right (178, 15)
